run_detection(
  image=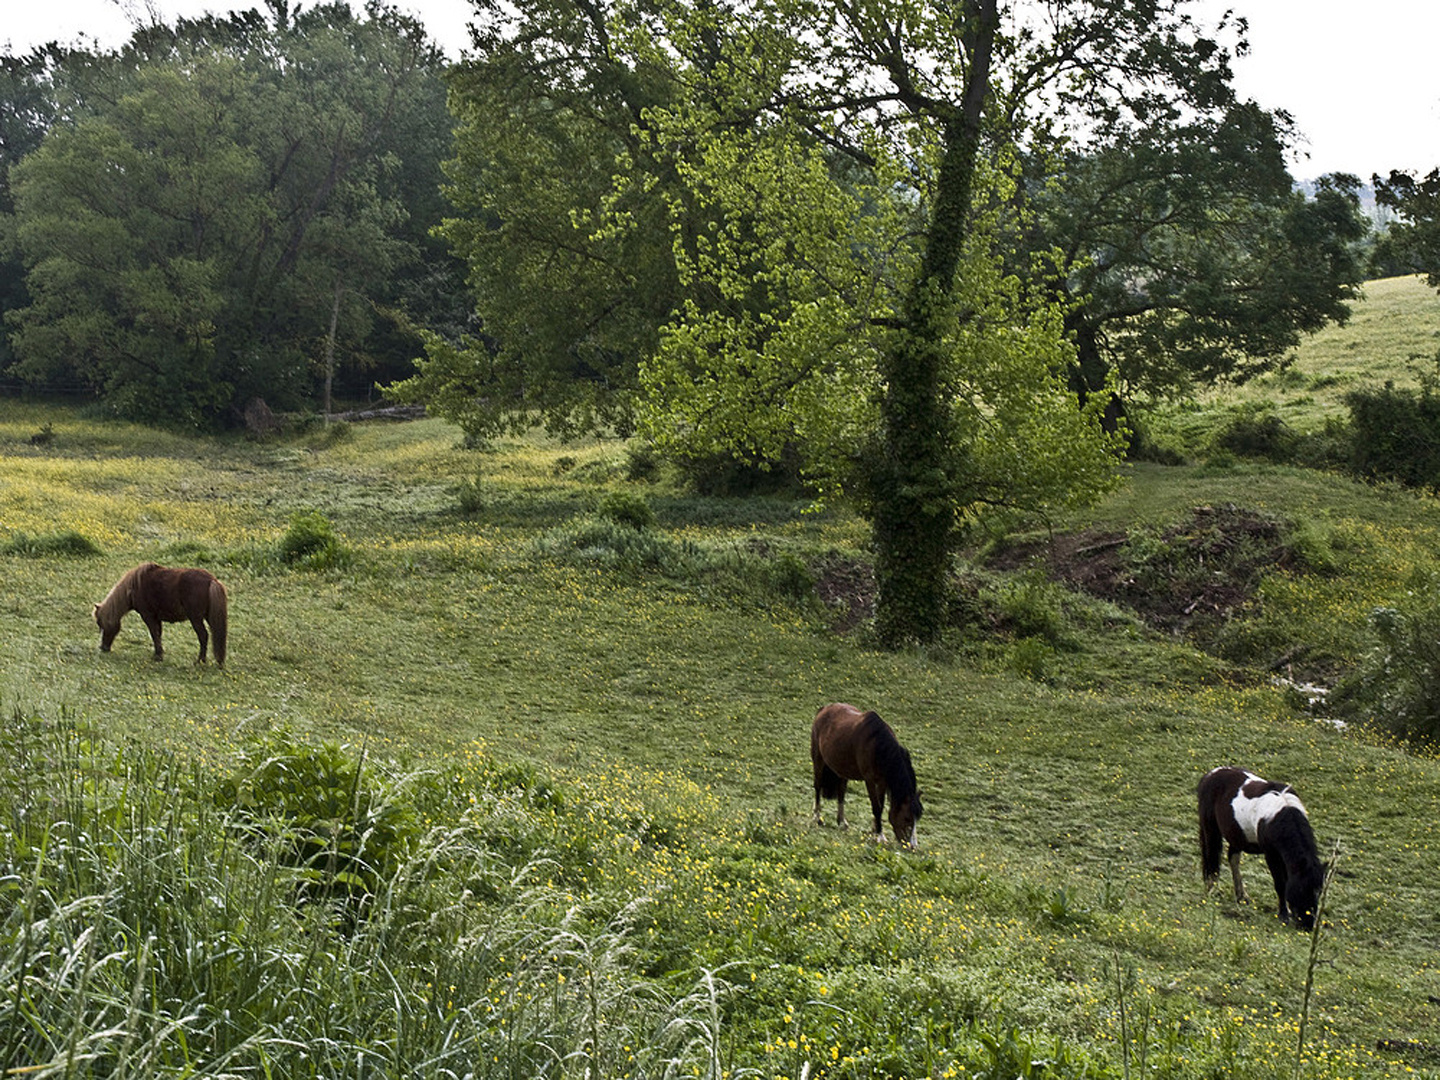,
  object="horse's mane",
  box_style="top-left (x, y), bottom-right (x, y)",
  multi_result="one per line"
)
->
top-left (861, 711), bottom-right (918, 806)
top-left (1265, 804), bottom-right (1321, 874)
top-left (96, 563), bottom-right (151, 622)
